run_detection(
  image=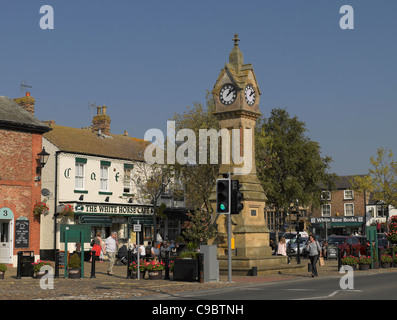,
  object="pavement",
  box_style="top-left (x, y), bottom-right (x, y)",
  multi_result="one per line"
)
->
top-left (1, 257), bottom-right (396, 300)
